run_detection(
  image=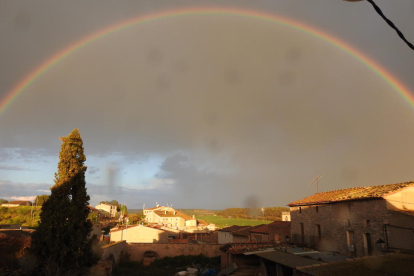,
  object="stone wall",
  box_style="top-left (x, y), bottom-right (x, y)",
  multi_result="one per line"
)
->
top-left (290, 199), bottom-right (388, 257)
top-left (291, 199), bottom-right (414, 257)
top-left (125, 243), bottom-right (221, 262)
top-left (101, 241), bottom-right (126, 264)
